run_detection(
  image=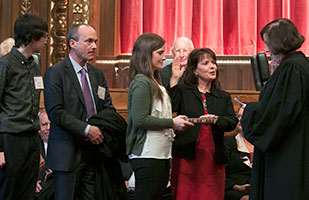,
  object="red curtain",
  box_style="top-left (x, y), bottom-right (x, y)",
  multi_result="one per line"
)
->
top-left (120, 0), bottom-right (309, 55)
